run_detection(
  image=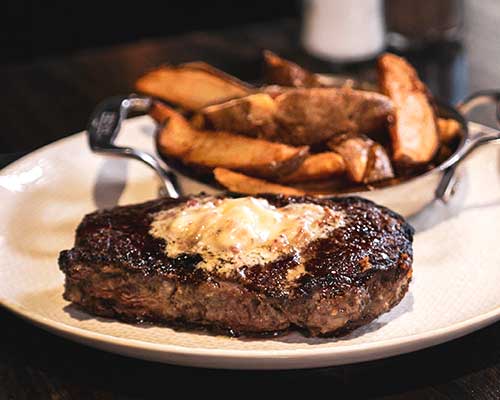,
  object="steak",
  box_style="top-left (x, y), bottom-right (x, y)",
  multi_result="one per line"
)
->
top-left (59, 195), bottom-right (413, 337)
